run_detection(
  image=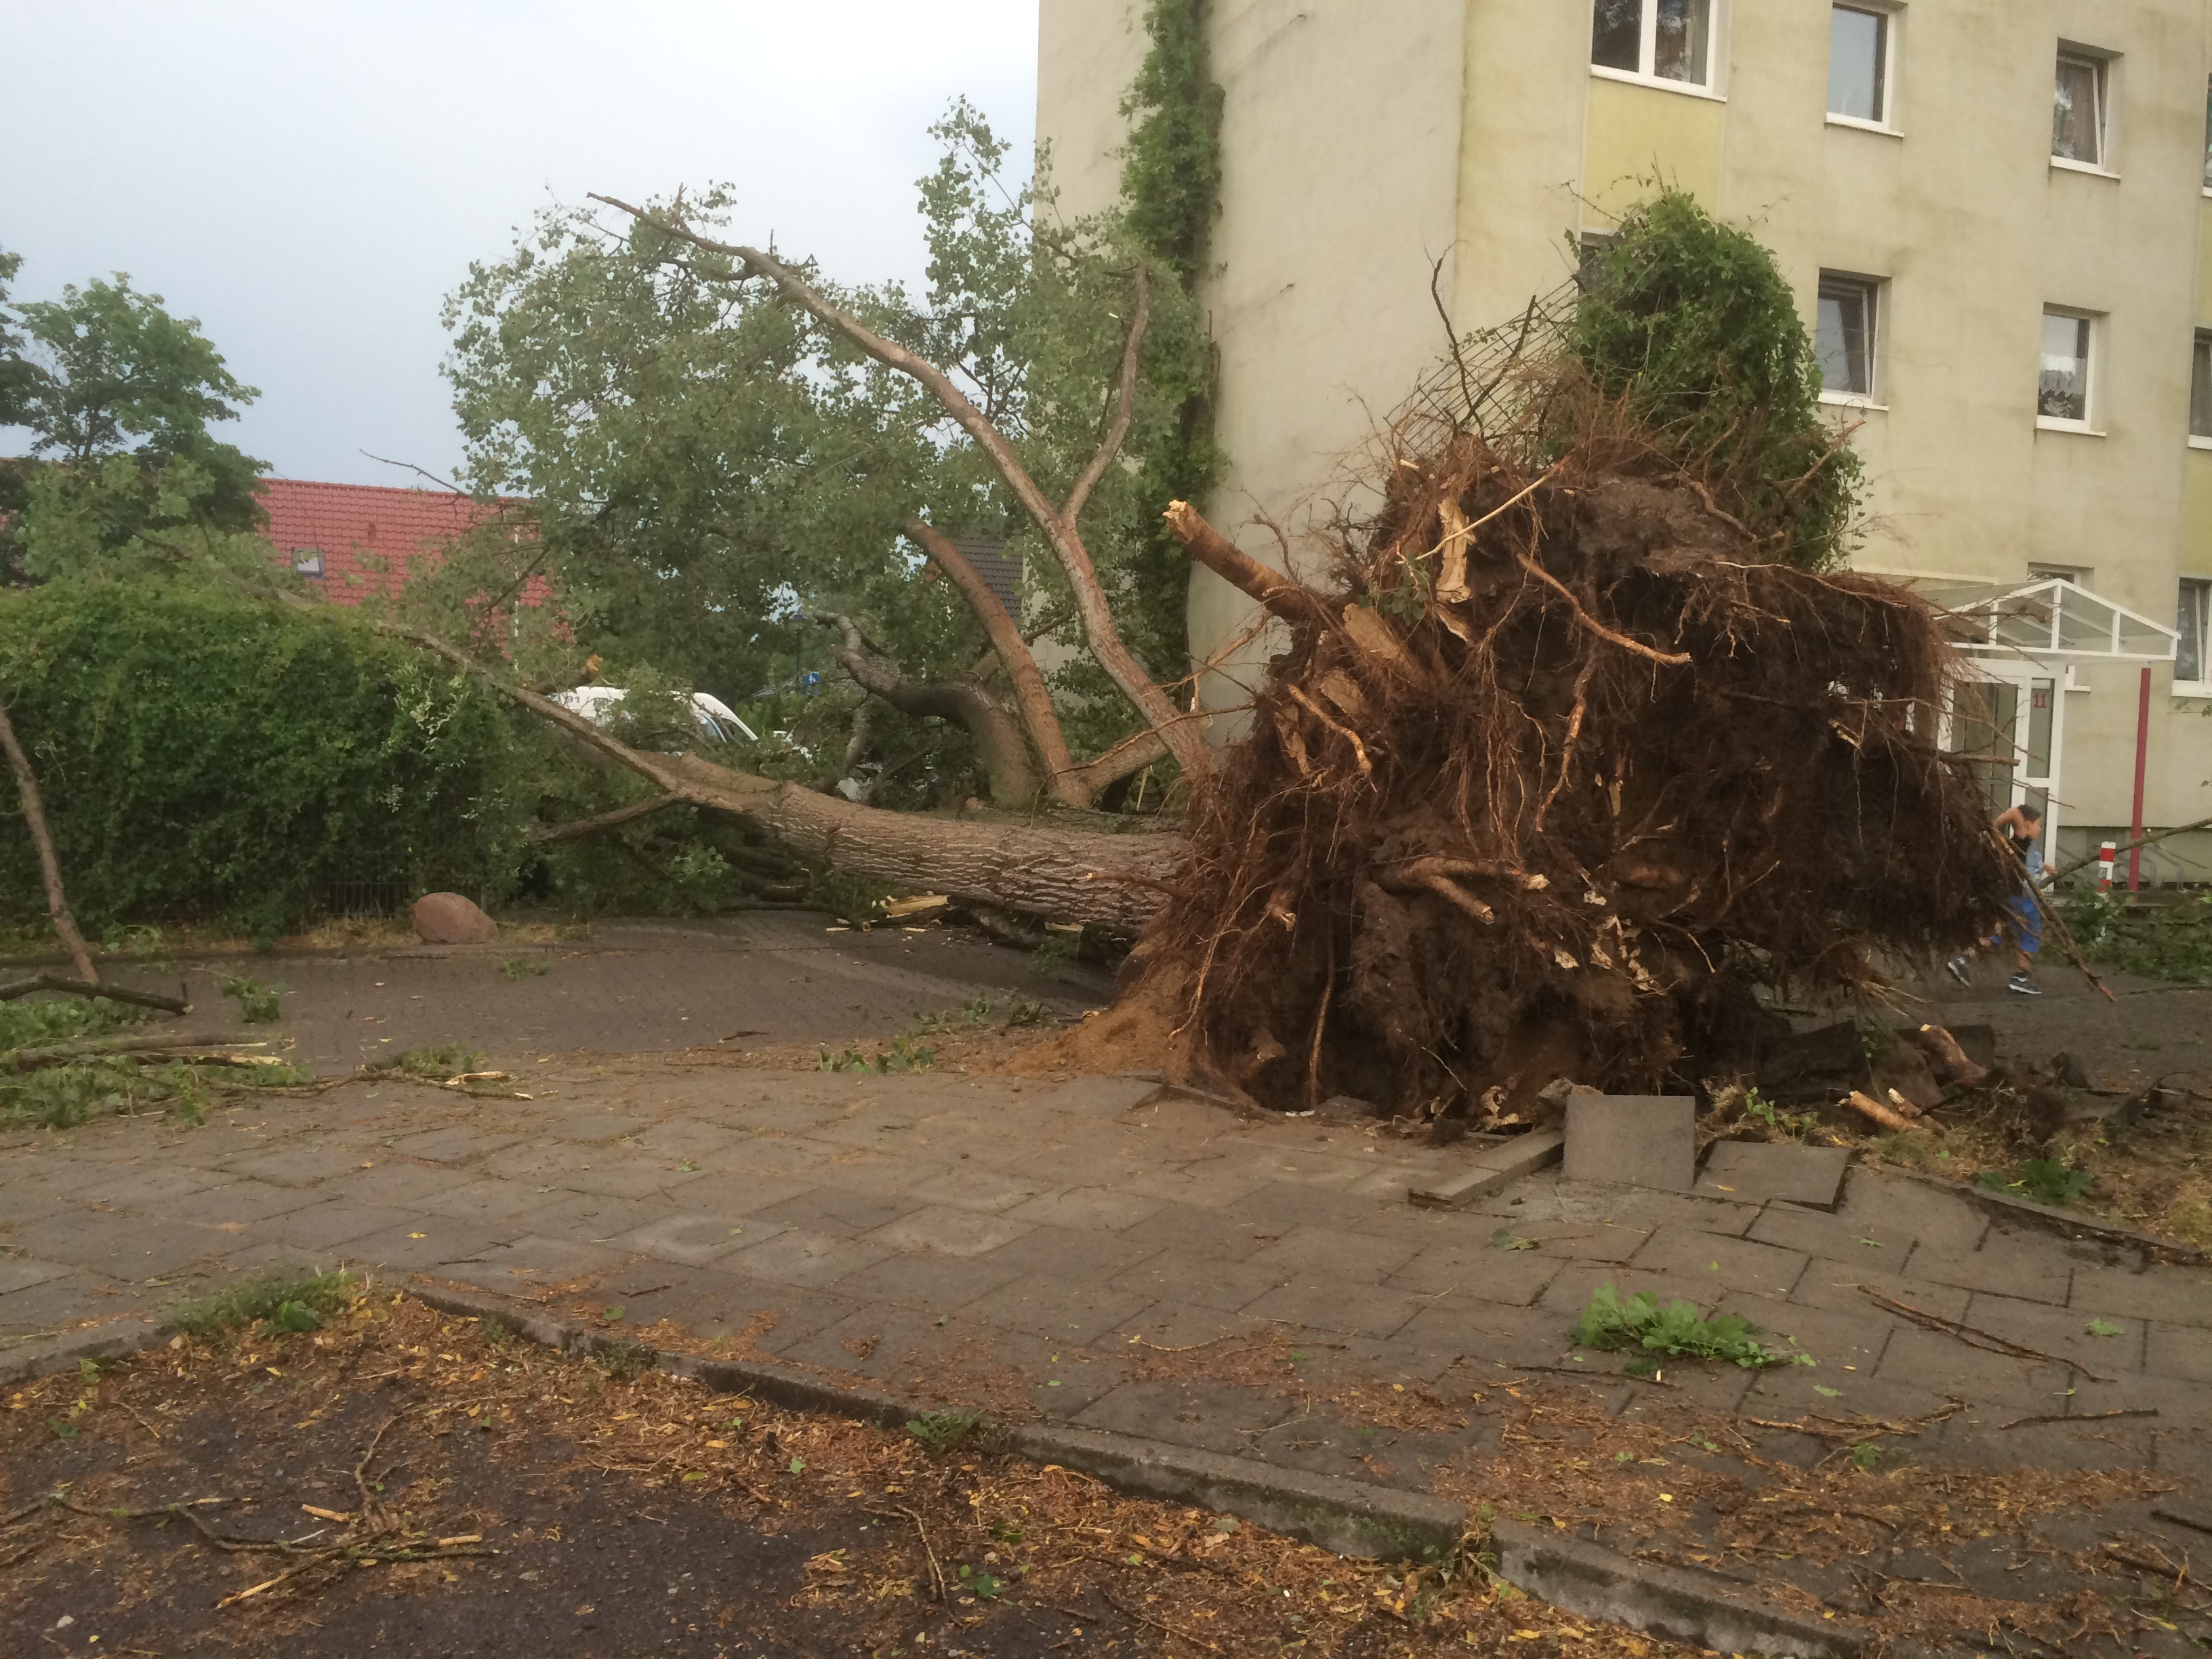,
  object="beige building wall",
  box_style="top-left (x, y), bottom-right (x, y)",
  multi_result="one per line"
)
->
top-left (1037, 0), bottom-right (2212, 862)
